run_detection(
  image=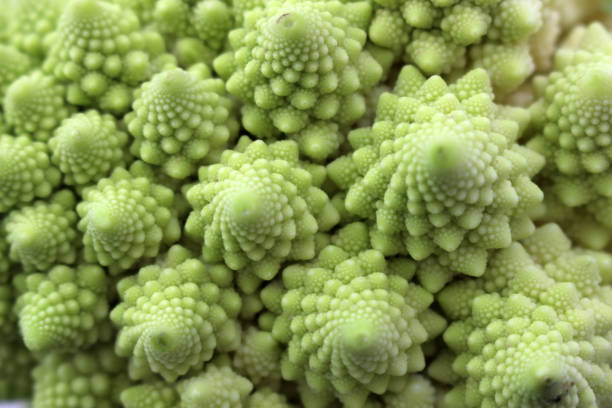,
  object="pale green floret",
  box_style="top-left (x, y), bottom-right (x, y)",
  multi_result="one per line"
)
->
top-left (126, 66), bottom-right (238, 179)
top-left (32, 346), bottom-right (130, 408)
top-left (111, 245), bottom-right (242, 382)
top-left (5, 190), bottom-right (78, 272)
top-left (76, 167), bottom-right (181, 274)
top-left (328, 66), bottom-right (544, 278)
top-left (433, 224), bottom-right (612, 407)
top-left (4, 72), bottom-right (73, 142)
top-left (111, 0), bottom-right (157, 25)
top-left (528, 23), bottom-right (612, 250)
top-left (177, 365), bottom-right (253, 408)
top-left (367, 0), bottom-right (543, 90)
top-left (248, 388), bottom-right (295, 408)
top-left (216, 0), bottom-right (383, 148)
top-left (43, 0), bottom-right (173, 114)
top-left (15, 264), bottom-right (110, 352)
top-left (49, 110), bottom-right (129, 186)
top-left (0, 338), bottom-right (35, 400)
top-left (120, 381), bottom-right (179, 408)
top-left (273, 247), bottom-right (437, 407)
top-left (8, 0), bottom-right (68, 58)
top-left (185, 138), bottom-right (339, 294)
top-left (0, 44), bottom-right (31, 100)
top-left (0, 135), bottom-right (61, 214)
top-left (234, 327), bottom-right (282, 385)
